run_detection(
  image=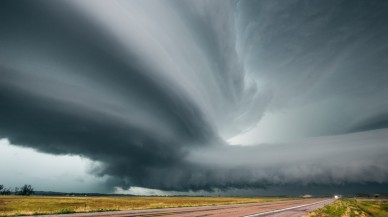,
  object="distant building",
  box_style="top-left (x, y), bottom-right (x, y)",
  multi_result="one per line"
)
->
top-left (301, 194), bottom-right (313, 198)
